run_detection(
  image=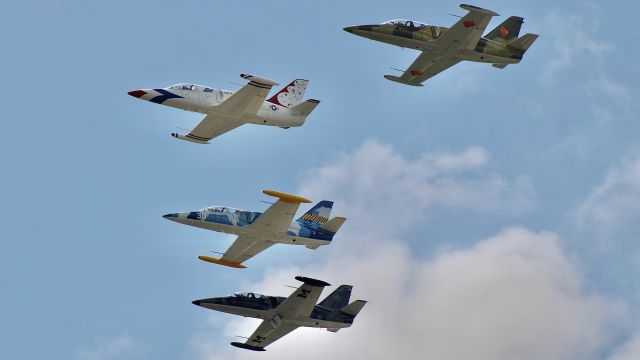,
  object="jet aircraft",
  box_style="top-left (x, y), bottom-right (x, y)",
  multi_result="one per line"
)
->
top-left (128, 74), bottom-right (320, 143)
top-left (344, 4), bottom-right (538, 86)
top-left (163, 190), bottom-right (346, 268)
top-left (192, 276), bottom-right (366, 351)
